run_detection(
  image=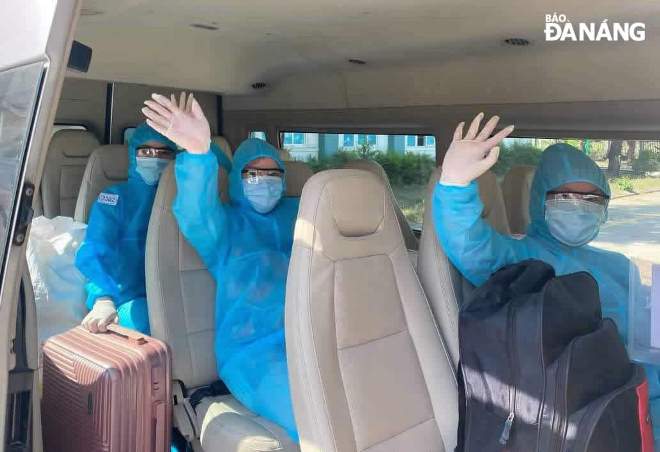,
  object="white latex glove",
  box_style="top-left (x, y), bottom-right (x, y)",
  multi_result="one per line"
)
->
top-left (440, 113), bottom-right (515, 186)
top-left (81, 297), bottom-right (118, 333)
top-left (141, 92), bottom-right (211, 154)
